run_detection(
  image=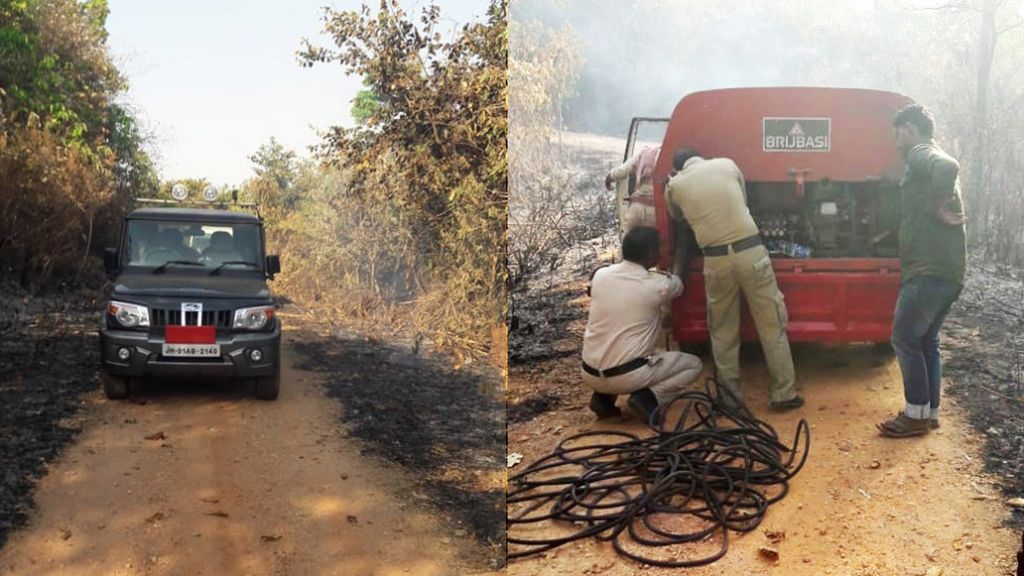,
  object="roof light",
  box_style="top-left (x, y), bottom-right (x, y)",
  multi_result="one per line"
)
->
top-left (171, 184), bottom-right (188, 201)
